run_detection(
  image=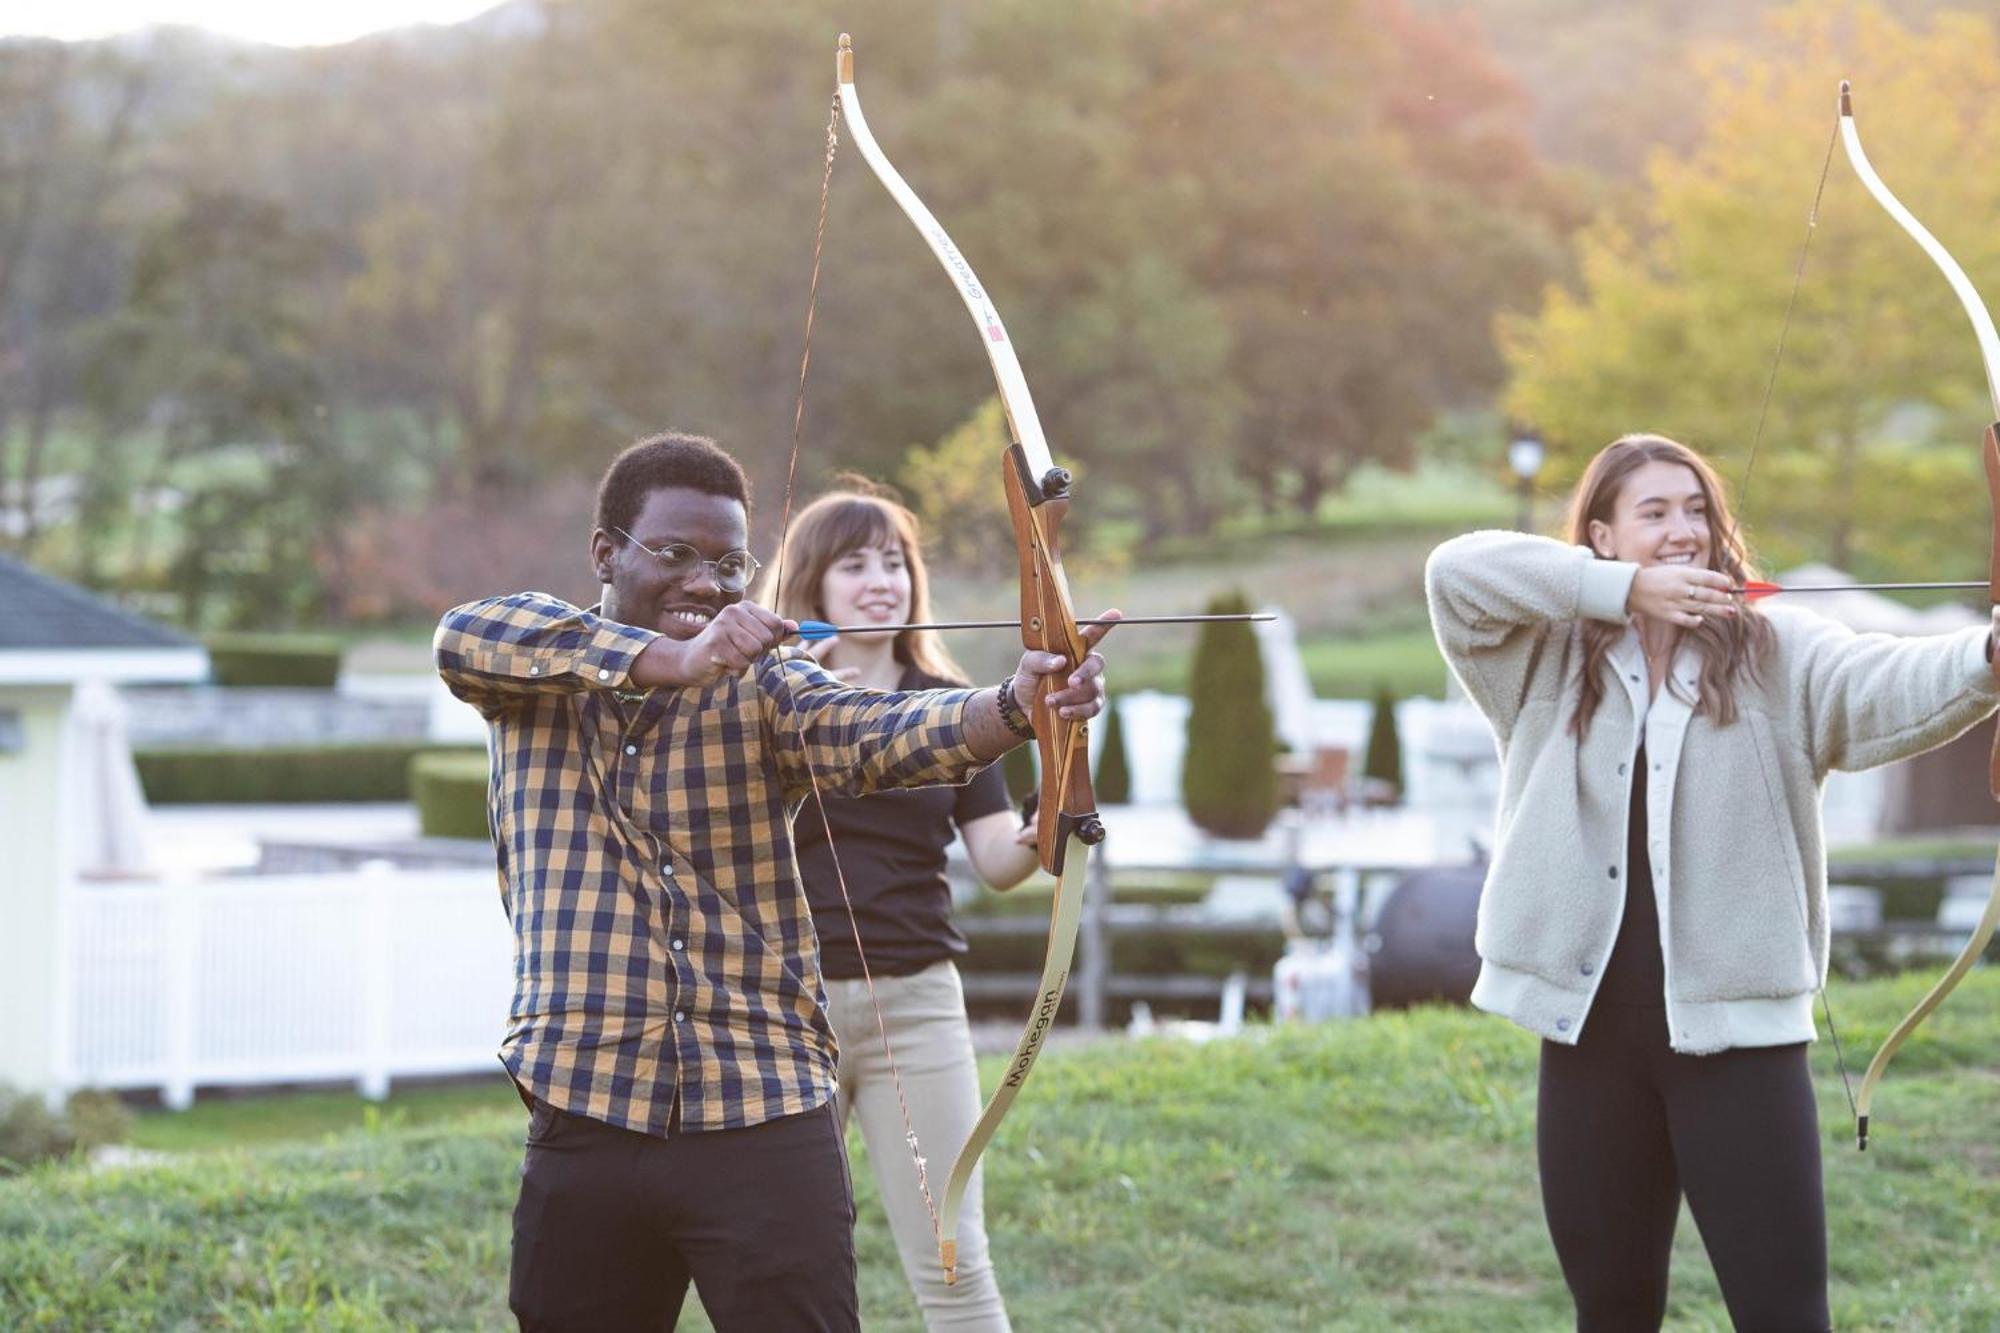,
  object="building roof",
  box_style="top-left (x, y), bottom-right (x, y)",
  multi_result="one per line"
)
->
top-left (0, 553), bottom-right (206, 684)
